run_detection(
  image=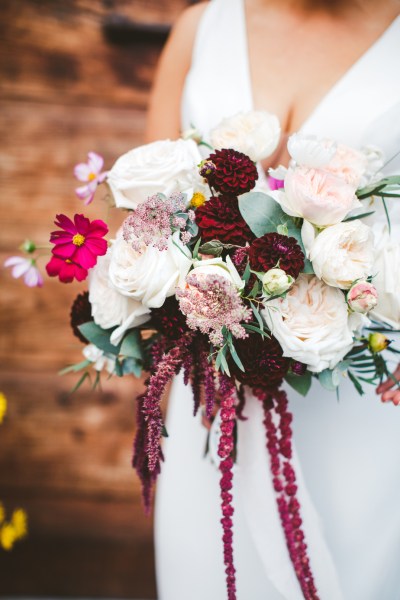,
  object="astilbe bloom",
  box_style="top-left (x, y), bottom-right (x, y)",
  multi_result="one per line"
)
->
top-left (195, 195), bottom-right (255, 245)
top-left (123, 192), bottom-right (194, 252)
top-left (74, 152), bottom-right (108, 205)
top-left (248, 233), bottom-right (304, 278)
top-left (70, 291), bottom-right (92, 343)
top-left (4, 256), bottom-right (43, 288)
top-left (177, 273), bottom-right (252, 347)
top-left (201, 149), bottom-right (258, 195)
top-left (47, 214), bottom-right (108, 282)
top-left (230, 335), bottom-right (290, 392)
